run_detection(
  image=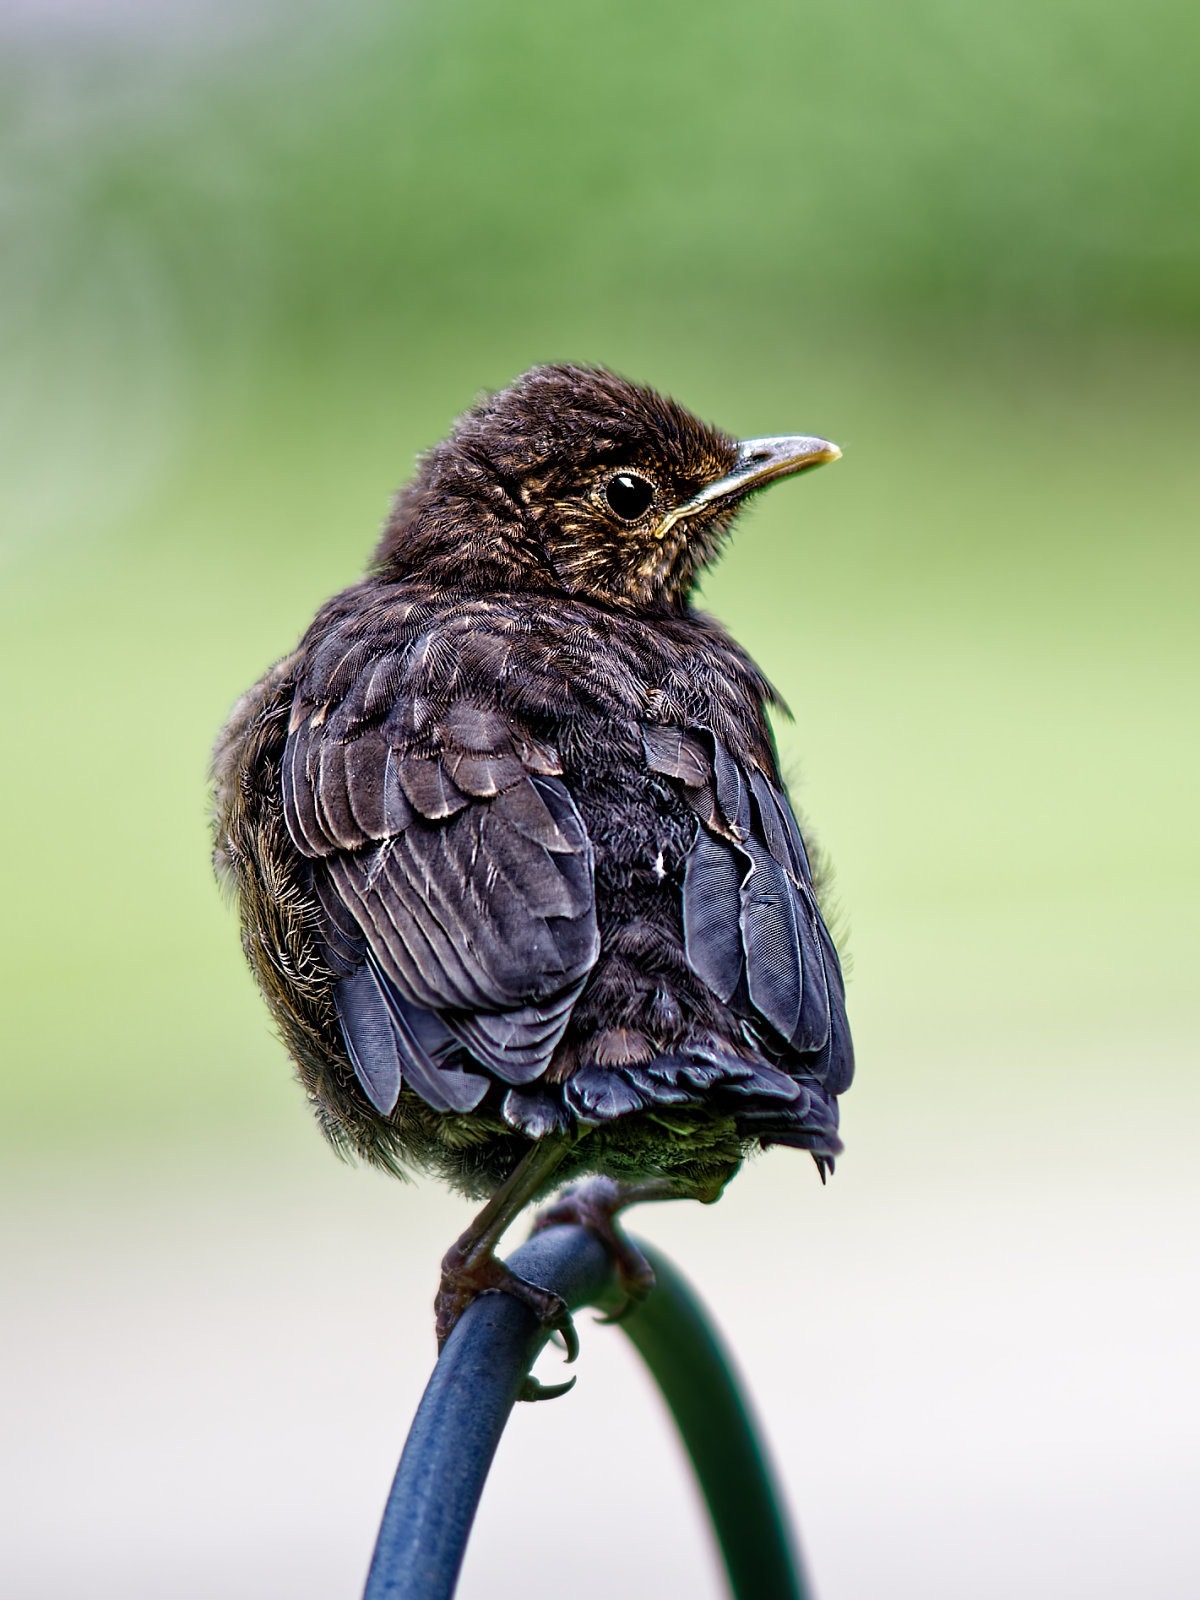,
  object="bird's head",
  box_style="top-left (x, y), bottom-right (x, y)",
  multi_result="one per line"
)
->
top-left (375, 364), bottom-right (840, 612)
